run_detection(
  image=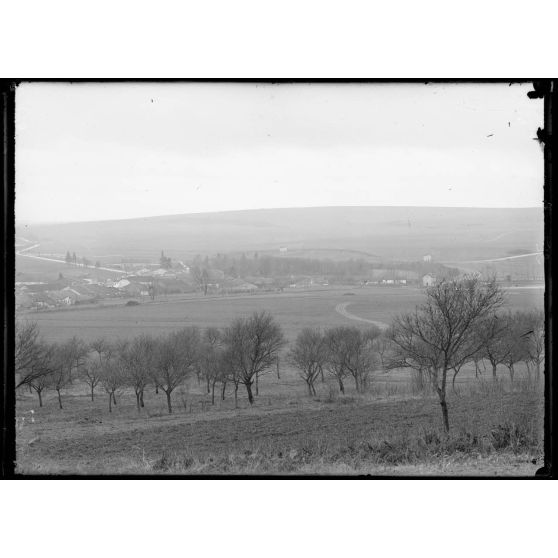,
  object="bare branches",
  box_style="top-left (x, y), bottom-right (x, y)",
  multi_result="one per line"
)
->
top-left (15, 321), bottom-right (52, 389)
top-left (223, 311), bottom-right (286, 404)
top-left (389, 277), bottom-right (505, 432)
top-left (152, 327), bottom-right (200, 413)
top-left (289, 328), bottom-right (327, 396)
